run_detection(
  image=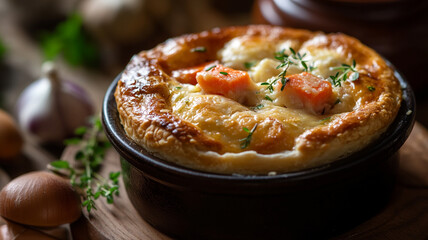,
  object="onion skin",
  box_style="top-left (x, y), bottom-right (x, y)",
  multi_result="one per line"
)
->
top-left (0, 220), bottom-right (67, 240)
top-left (0, 109), bottom-right (23, 159)
top-left (0, 171), bottom-right (81, 227)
